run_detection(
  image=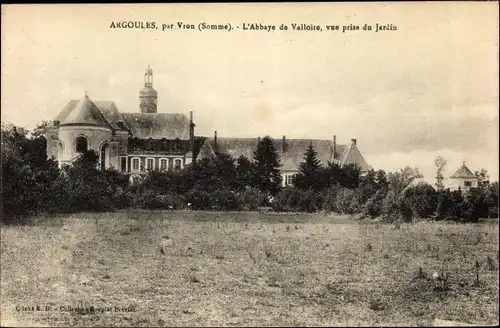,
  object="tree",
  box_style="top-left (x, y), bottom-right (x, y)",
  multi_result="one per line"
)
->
top-left (189, 152), bottom-right (239, 193)
top-left (252, 136), bottom-right (282, 196)
top-left (63, 150), bottom-right (121, 212)
top-left (357, 169), bottom-right (377, 204)
top-left (1, 124), bottom-right (61, 219)
top-left (401, 183), bottom-right (438, 219)
top-left (235, 155), bottom-right (254, 190)
top-left (31, 120), bottom-right (50, 139)
top-left (294, 142), bottom-right (324, 191)
top-left (474, 169), bottom-right (490, 188)
top-left (339, 163), bottom-right (361, 189)
top-left (387, 166), bottom-right (424, 196)
top-left (434, 156), bottom-right (447, 191)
